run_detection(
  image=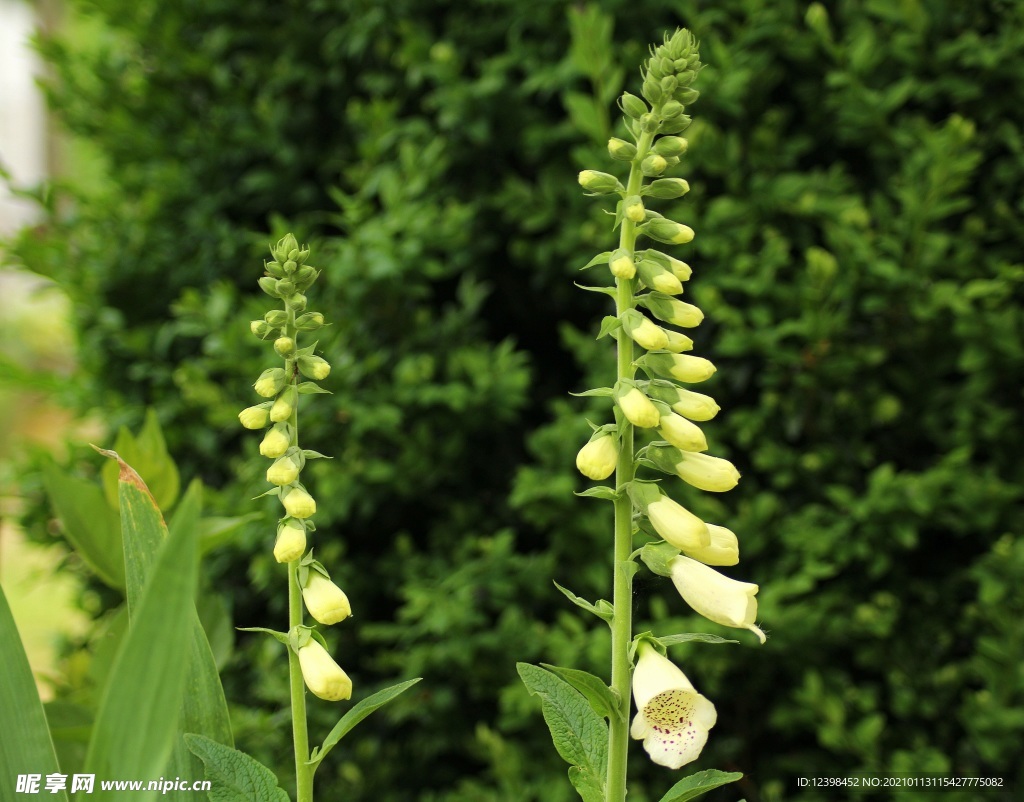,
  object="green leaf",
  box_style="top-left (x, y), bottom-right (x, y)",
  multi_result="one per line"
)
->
top-left (516, 663), bottom-right (608, 795)
top-left (657, 633), bottom-right (740, 647)
top-left (568, 766), bottom-right (605, 802)
top-left (101, 409), bottom-right (180, 512)
top-left (580, 251), bottom-right (611, 270)
top-left (199, 513), bottom-right (262, 555)
top-left (311, 678), bottom-right (422, 768)
top-left (81, 455), bottom-right (199, 801)
top-left (297, 381), bottom-right (331, 394)
top-left (596, 315), bottom-right (622, 340)
top-left (183, 734), bottom-right (289, 802)
top-left (575, 486), bottom-right (619, 501)
top-left (553, 581), bottom-right (613, 623)
top-left (42, 462), bottom-right (124, 589)
top-left (658, 769), bottom-right (744, 802)
top-left (540, 664), bottom-right (622, 722)
top-left (0, 585), bottom-right (69, 802)
top-left (570, 386), bottom-right (615, 398)
top-left (640, 541), bottom-right (681, 577)
top-left (574, 281), bottom-right (617, 297)
top-left (237, 627), bottom-right (293, 646)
